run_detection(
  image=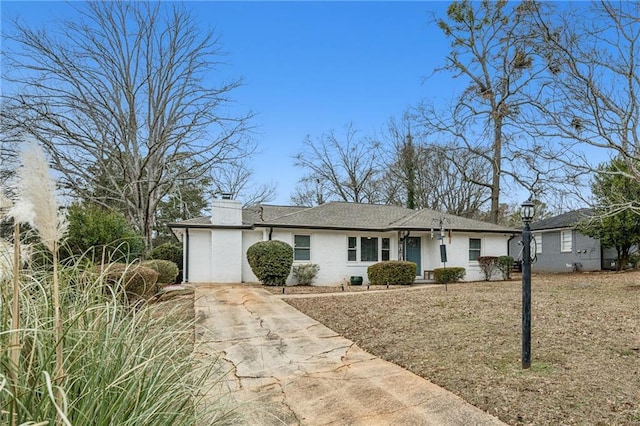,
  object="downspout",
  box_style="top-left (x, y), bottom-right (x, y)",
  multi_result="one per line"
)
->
top-left (268, 227), bottom-right (273, 241)
top-left (184, 228), bottom-right (189, 283)
top-left (507, 233), bottom-right (517, 257)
